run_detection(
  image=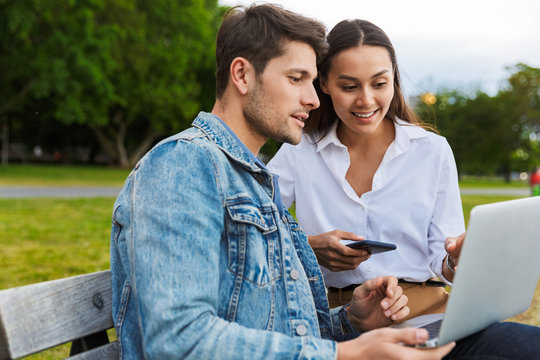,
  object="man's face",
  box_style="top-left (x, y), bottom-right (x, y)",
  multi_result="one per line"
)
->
top-left (243, 41), bottom-right (319, 145)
